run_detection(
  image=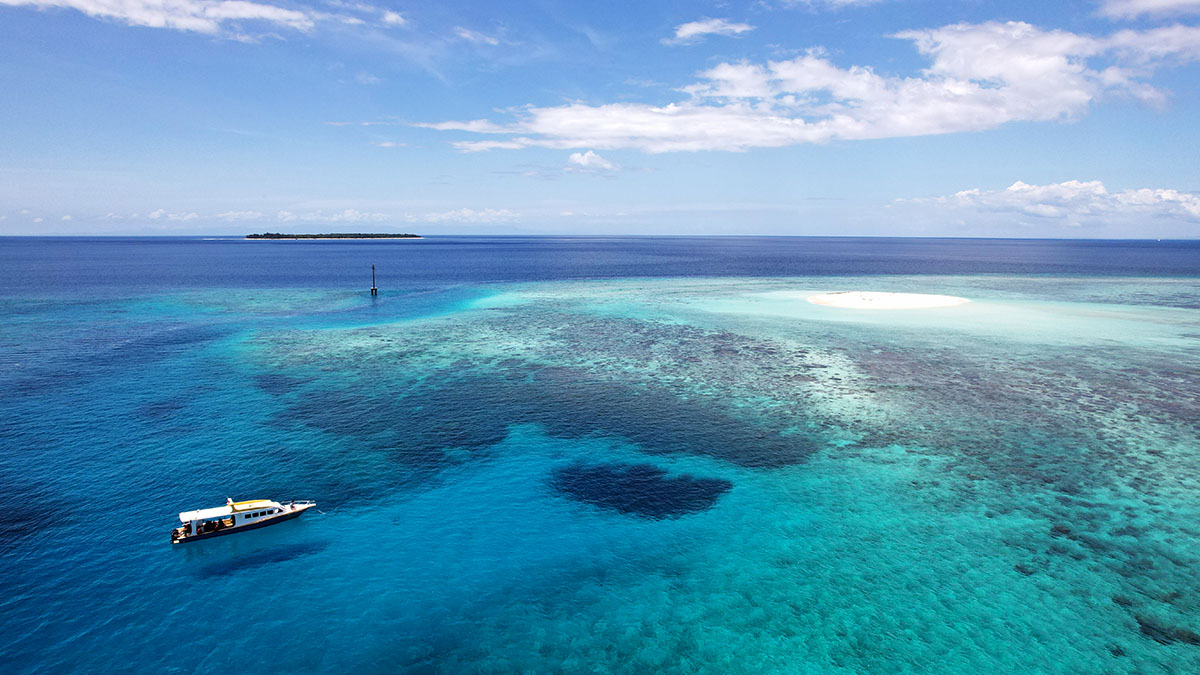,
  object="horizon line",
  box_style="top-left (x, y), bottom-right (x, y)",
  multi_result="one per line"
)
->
top-left (1, 234), bottom-right (1196, 242)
